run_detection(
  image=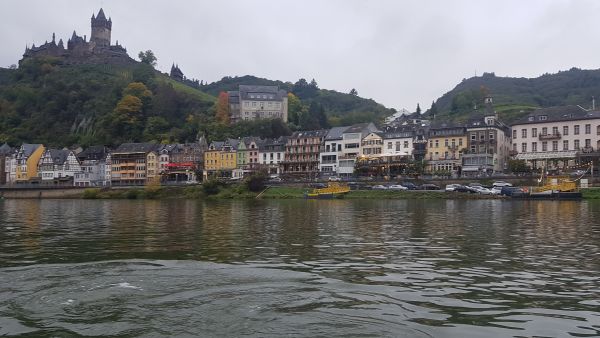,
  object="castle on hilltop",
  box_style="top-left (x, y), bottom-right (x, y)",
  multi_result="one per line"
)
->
top-left (21, 9), bottom-right (134, 65)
